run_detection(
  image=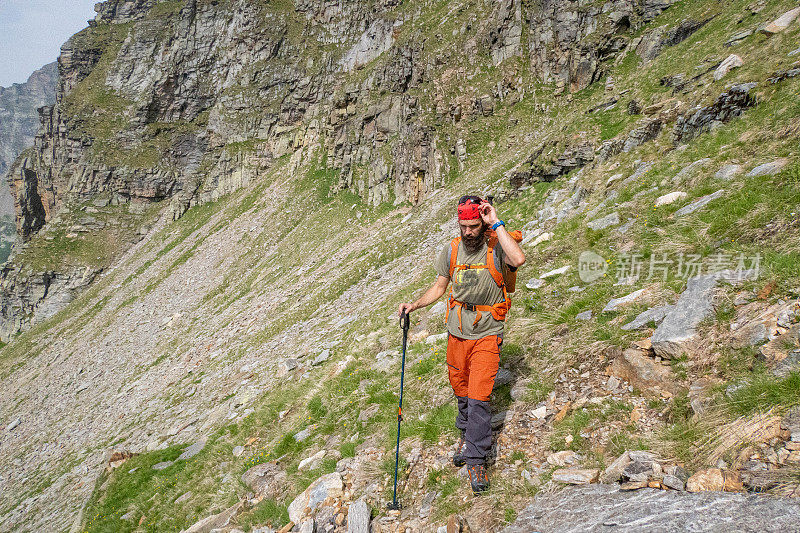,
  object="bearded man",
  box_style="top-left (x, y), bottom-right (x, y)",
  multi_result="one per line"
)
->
top-left (398, 195), bottom-right (526, 494)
